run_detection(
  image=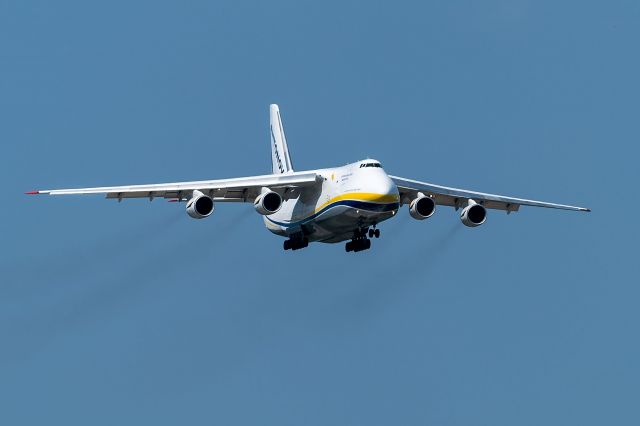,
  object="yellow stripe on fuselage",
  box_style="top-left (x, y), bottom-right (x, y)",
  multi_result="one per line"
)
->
top-left (314, 192), bottom-right (400, 213)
